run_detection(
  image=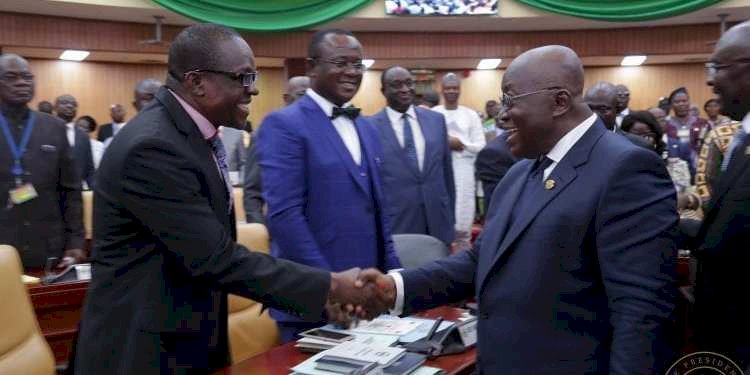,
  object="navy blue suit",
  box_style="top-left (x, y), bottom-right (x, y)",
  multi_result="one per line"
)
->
top-left (666, 136), bottom-right (695, 175)
top-left (399, 120), bottom-right (678, 374)
top-left (257, 94), bottom-right (401, 332)
top-left (368, 107), bottom-right (455, 245)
